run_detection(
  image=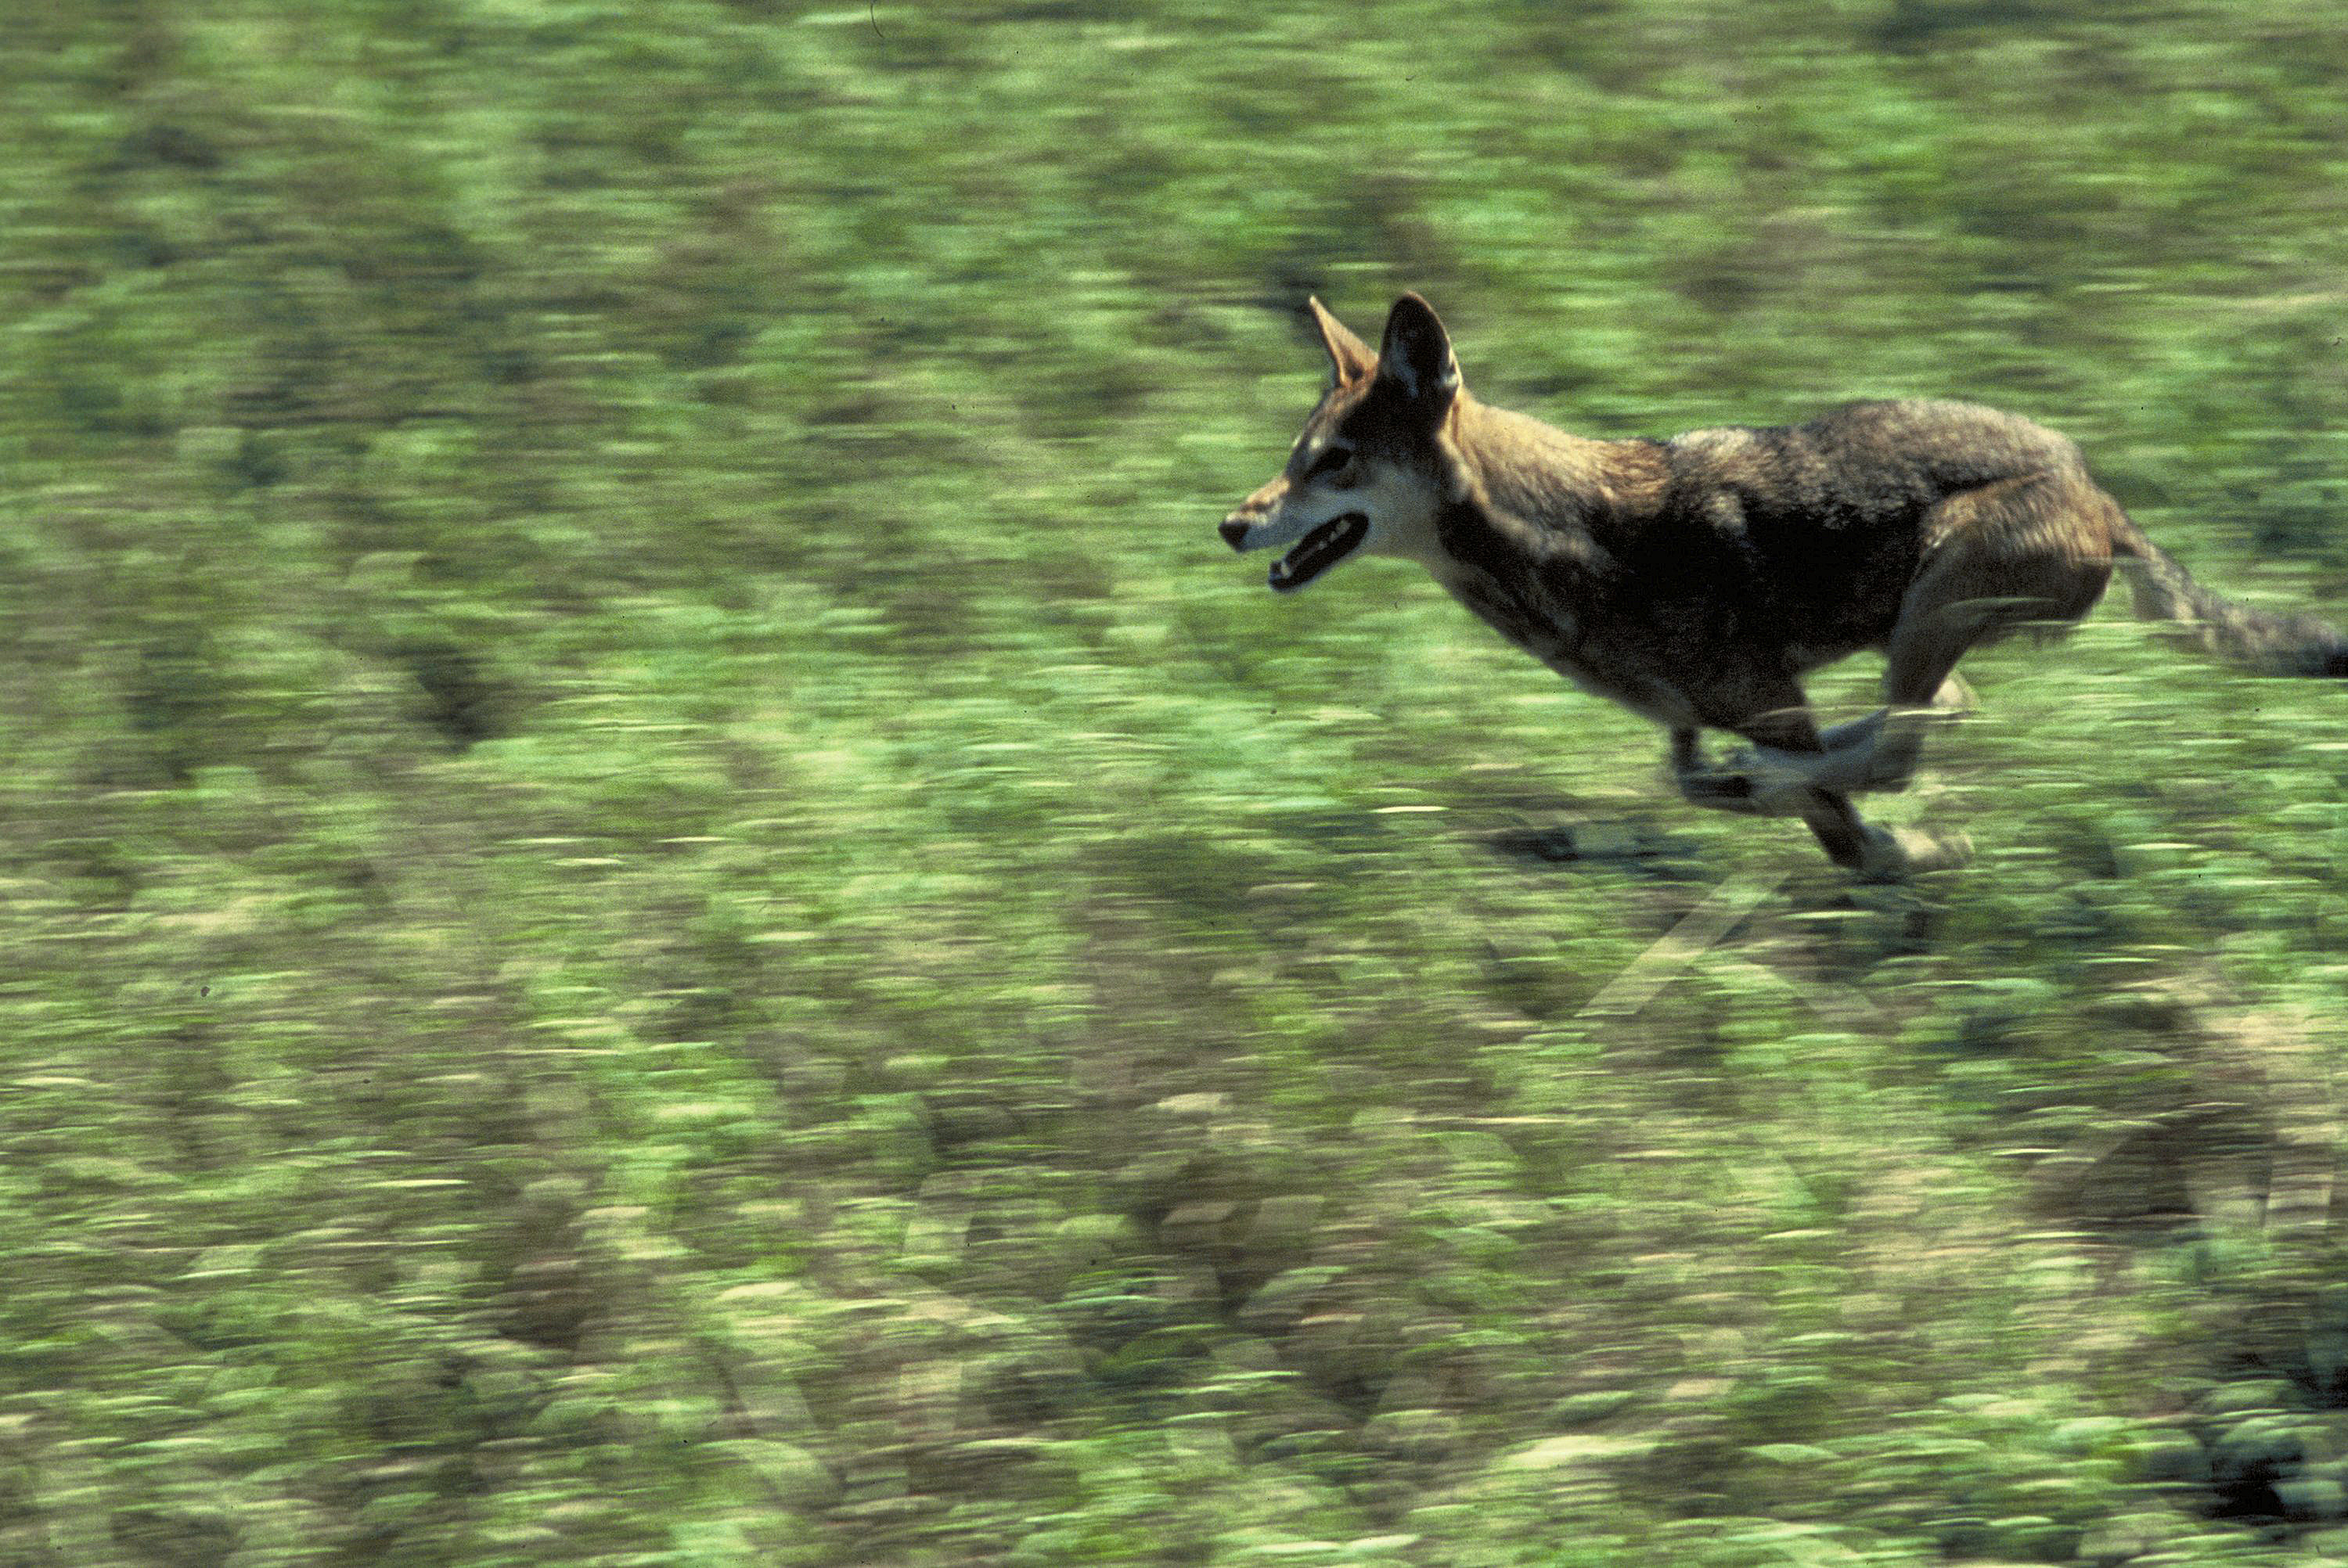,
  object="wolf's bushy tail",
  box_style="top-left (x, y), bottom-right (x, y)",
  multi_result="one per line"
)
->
top-left (2110, 517), bottom-right (2348, 678)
